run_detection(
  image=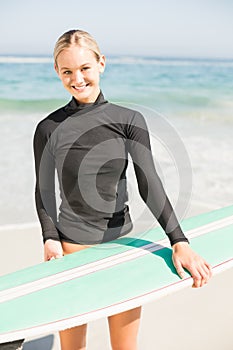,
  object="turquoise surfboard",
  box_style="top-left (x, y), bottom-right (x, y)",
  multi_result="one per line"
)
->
top-left (0, 206), bottom-right (232, 343)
